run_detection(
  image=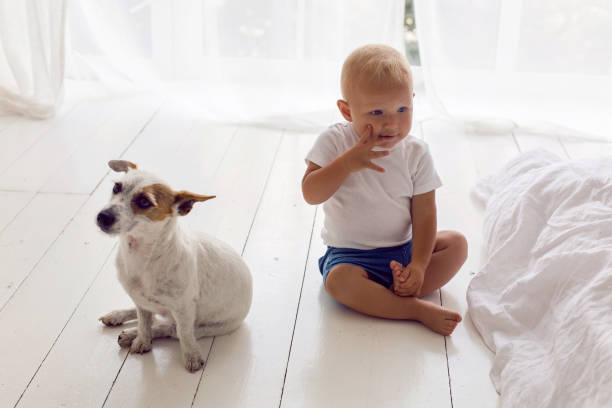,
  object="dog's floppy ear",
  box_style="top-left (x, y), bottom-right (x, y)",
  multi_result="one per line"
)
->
top-left (173, 191), bottom-right (215, 216)
top-left (108, 160), bottom-right (137, 173)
